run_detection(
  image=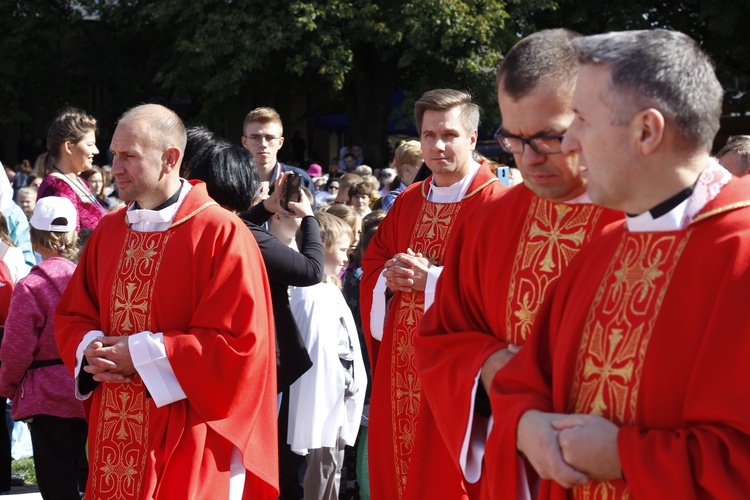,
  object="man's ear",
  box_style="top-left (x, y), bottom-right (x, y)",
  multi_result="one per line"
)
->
top-left (162, 147), bottom-right (182, 174)
top-left (634, 108), bottom-right (665, 156)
